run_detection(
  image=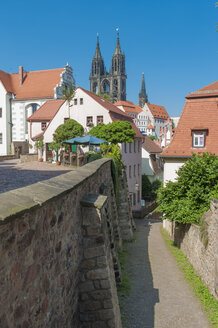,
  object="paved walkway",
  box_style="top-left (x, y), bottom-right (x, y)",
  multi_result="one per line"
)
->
top-left (0, 159), bottom-right (74, 194)
top-left (121, 218), bottom-right (211, 328)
